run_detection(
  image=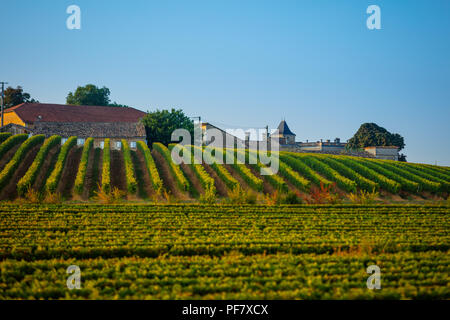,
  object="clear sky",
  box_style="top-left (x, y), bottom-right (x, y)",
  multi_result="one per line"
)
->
top-left (1, 0), bottom-right (449, 165)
